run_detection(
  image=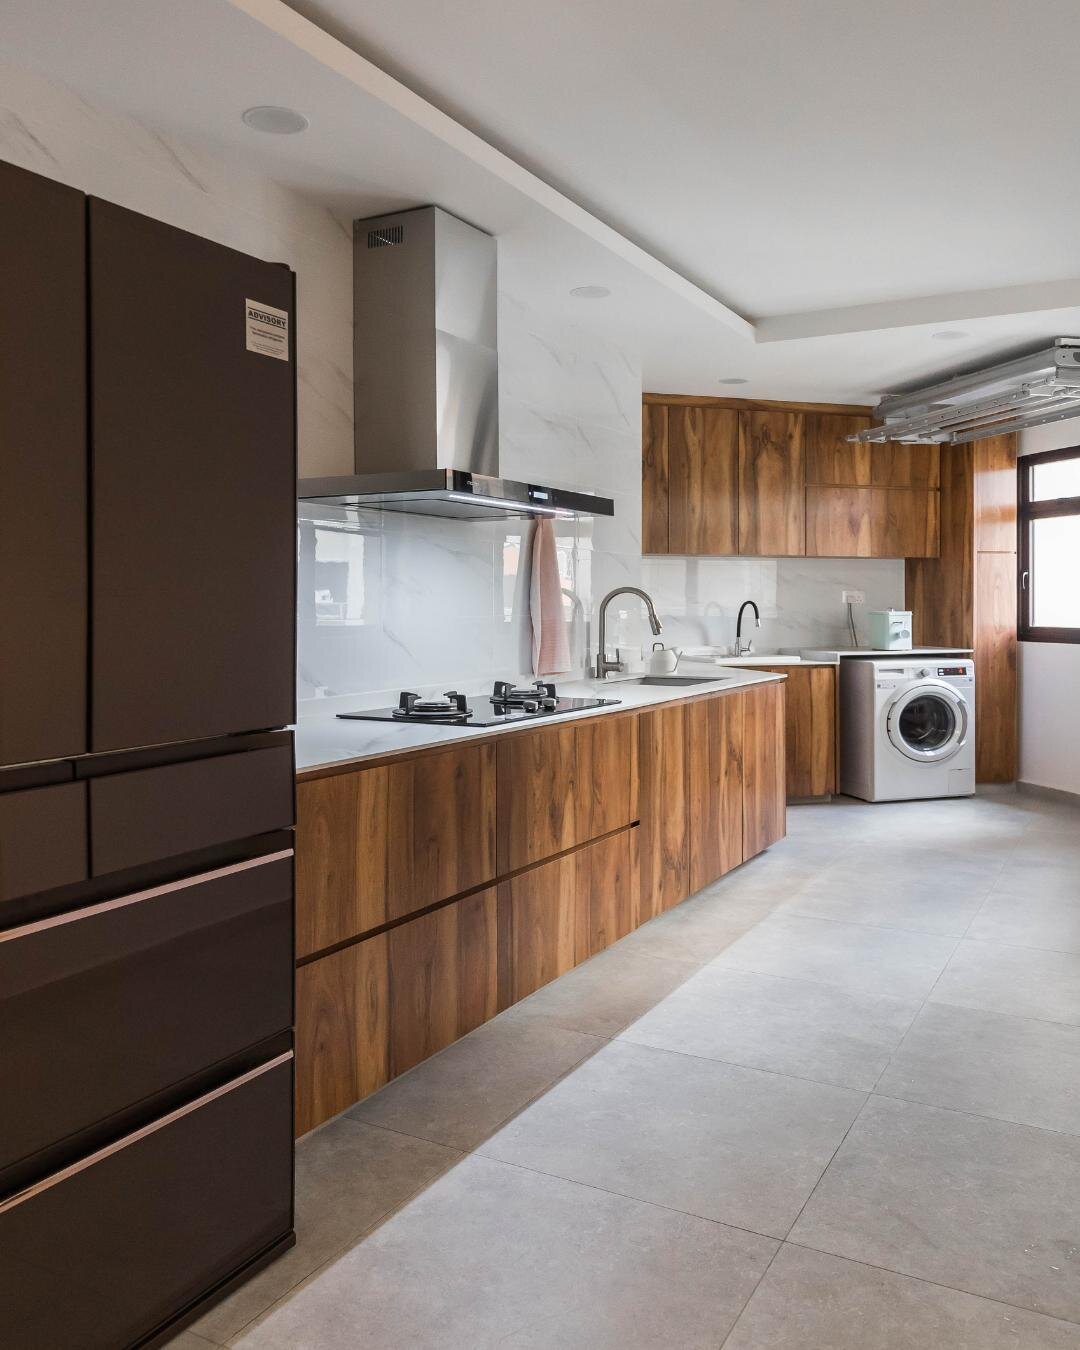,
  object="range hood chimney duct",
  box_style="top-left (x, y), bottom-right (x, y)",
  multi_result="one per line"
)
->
top-left (298, 205), bottom-right (614, 520)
